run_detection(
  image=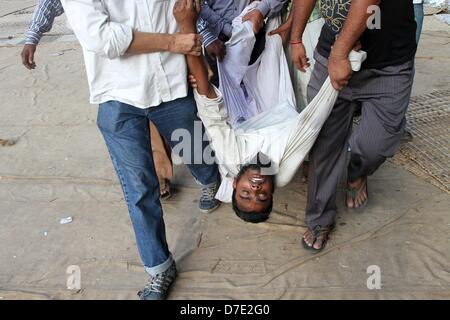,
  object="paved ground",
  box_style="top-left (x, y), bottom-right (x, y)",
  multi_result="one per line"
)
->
top-left (0, 3), bottom-right (449, 299)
